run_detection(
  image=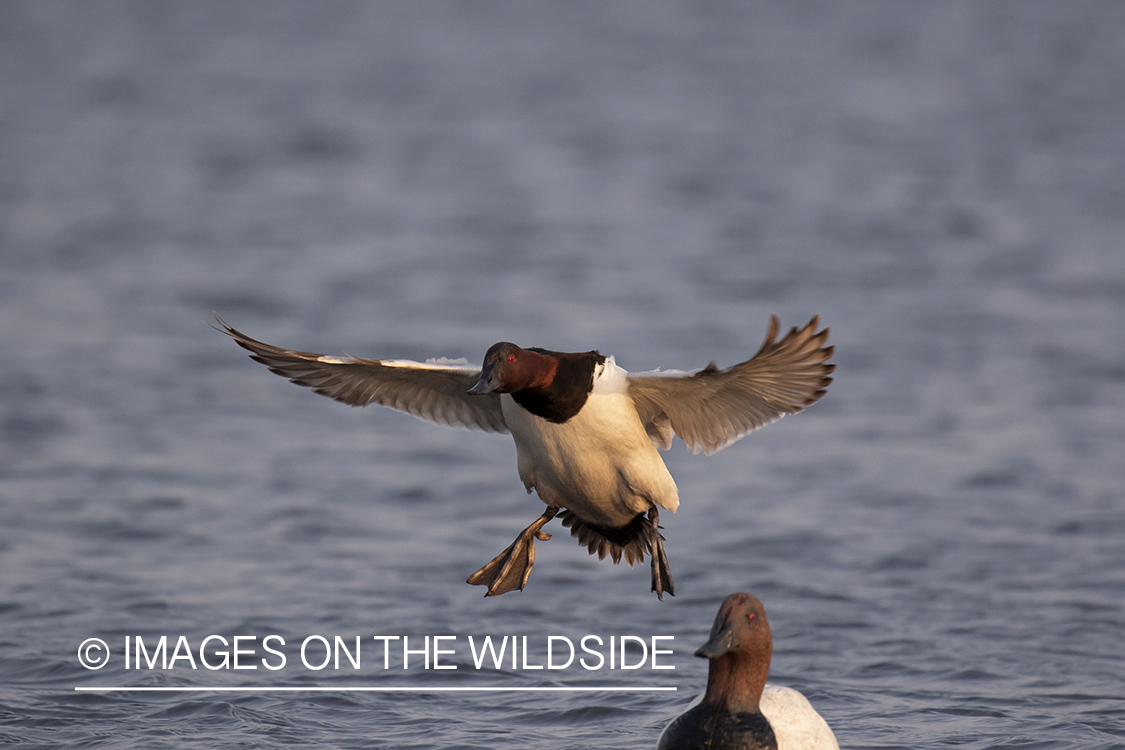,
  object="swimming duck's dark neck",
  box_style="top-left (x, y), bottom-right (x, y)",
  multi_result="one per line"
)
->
top-left (703, 652), bottom-right (769, 715)
top-left (510, 349), bottom-right (605, 424)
